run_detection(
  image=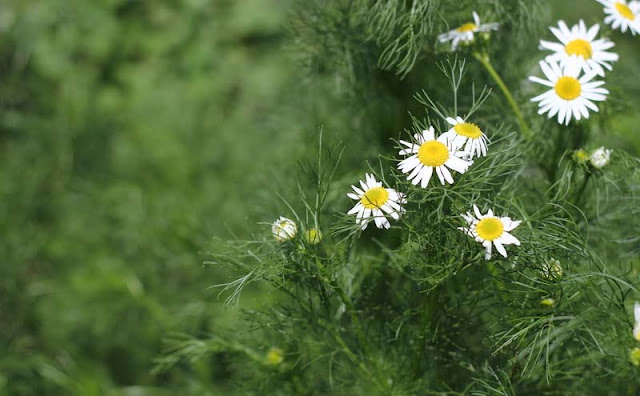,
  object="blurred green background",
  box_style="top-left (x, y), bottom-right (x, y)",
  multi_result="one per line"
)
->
top-left (0, 1), bottom-right (638, 395)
